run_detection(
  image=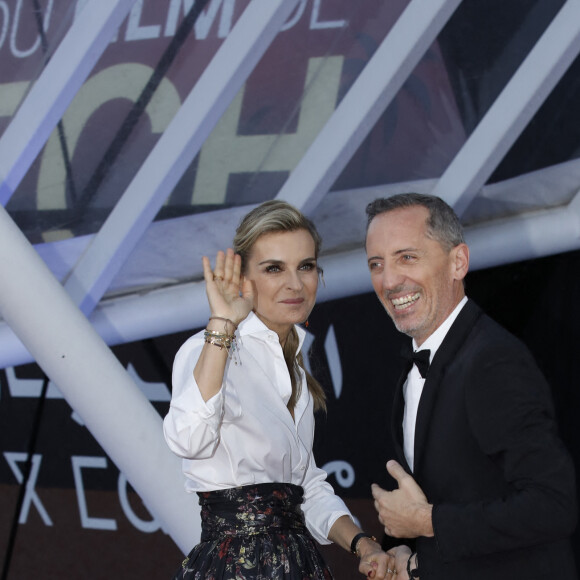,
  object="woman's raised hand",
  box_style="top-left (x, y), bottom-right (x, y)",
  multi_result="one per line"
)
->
top-left (202, 248), bottom-right (253, 326)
